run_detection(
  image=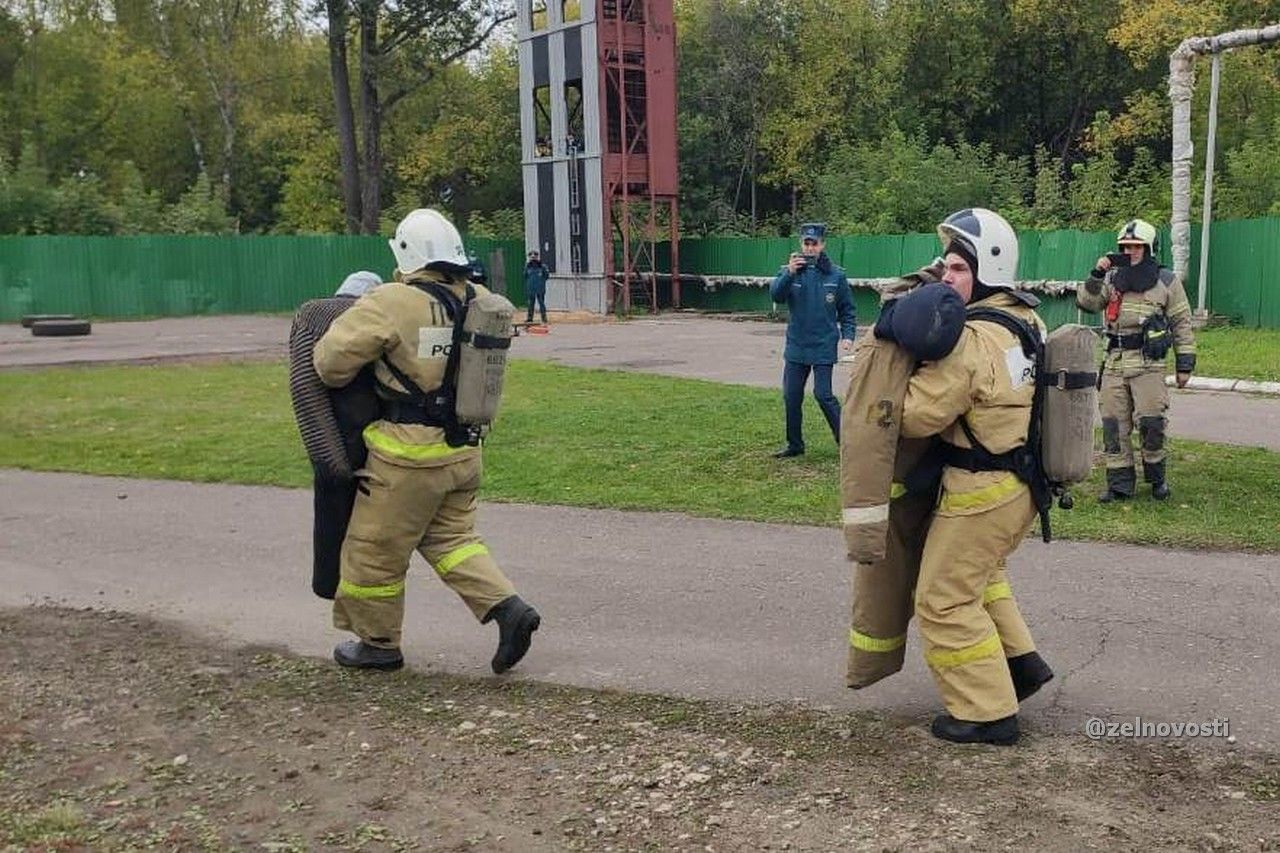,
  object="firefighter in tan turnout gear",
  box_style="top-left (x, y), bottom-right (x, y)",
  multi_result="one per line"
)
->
top-left (313, 208), bottom-right (540, 673)
top-left (892, 209), bottom-right (1054, 745)
top-left (1077, 219), bottom-right (1196, 502)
